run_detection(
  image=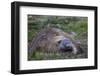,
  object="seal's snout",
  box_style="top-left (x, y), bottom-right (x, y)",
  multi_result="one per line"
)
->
top-left (58, 38), bottom-right (73, 52)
